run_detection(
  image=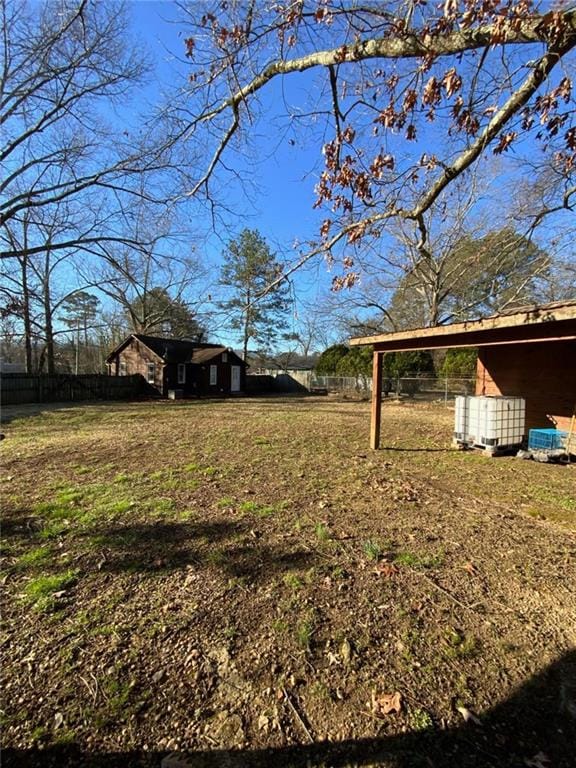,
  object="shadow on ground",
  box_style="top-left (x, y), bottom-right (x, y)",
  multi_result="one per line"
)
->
top-left (3, 515), bottom-right (318, 583)
top-left (88, 520), bottom-right (317, 580)
top-left (3, 650), bottom-right (575, 768)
